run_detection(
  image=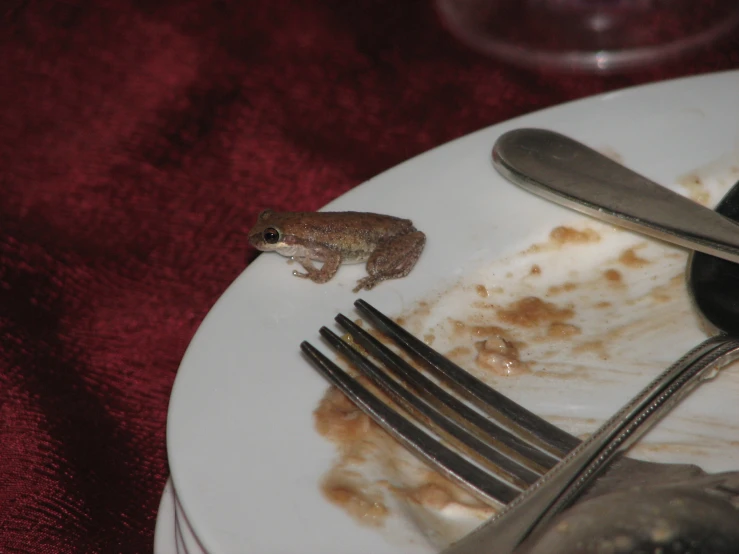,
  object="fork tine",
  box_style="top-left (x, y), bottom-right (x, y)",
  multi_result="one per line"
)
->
top-left (354, 299), bottom-right (581, 457)
top-left (300, 340), bottom-right (518, 506)
top-left (320, 326), bottom-right (539, 488)
top-left (334, 314), bottom-right (560, 474)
